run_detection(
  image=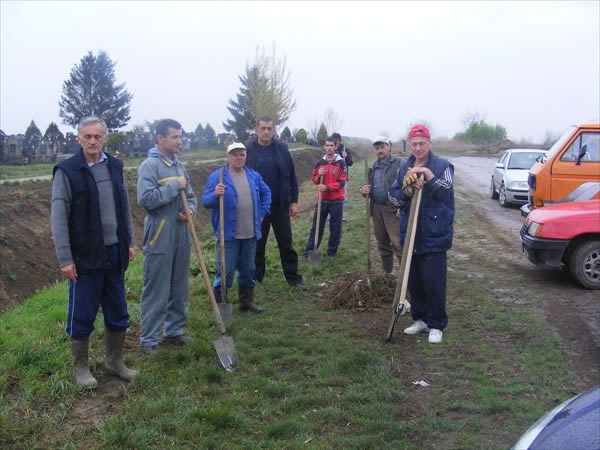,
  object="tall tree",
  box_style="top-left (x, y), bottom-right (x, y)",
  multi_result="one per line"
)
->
top-left (281, 126), bottom-right (292, 142)
top-left (195, 123), bottom-right (205, 140)
top-left (59, 50), bottom-right (132, 130)
top-left (224, 45), bottom-right (296, 139)
top-left (204, 123), bottom-right (216, 140)
top-left (24, 120), bottom-right (42, 157)
top-left (317, 123), bottom-right (328, 145)
top-left (246, 45), bottom-right (296, 125)
top-left (44, 122), bottom-right (64, 141)
top-left (223, 66), bottom-right (258, 141)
